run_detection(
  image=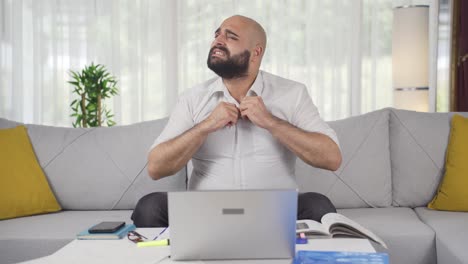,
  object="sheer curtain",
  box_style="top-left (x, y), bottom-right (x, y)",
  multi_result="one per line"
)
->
top-left (1, 0), bottom-right (393, 126)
